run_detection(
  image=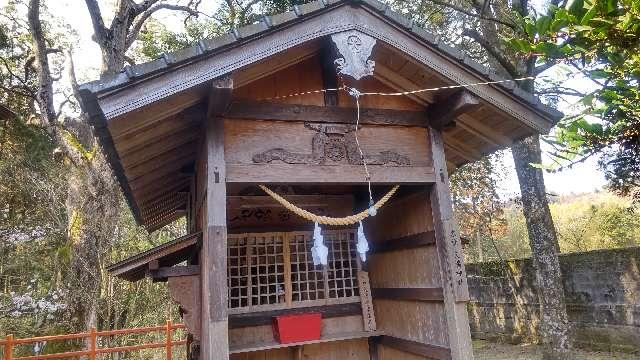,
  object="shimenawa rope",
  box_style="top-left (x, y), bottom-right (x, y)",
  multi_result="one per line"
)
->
top-left (258, 185), bottom-right (400, 226)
